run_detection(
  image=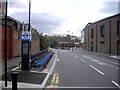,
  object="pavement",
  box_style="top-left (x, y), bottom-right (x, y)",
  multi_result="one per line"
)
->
top-left (0, 53), bottom-right (58, 90)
